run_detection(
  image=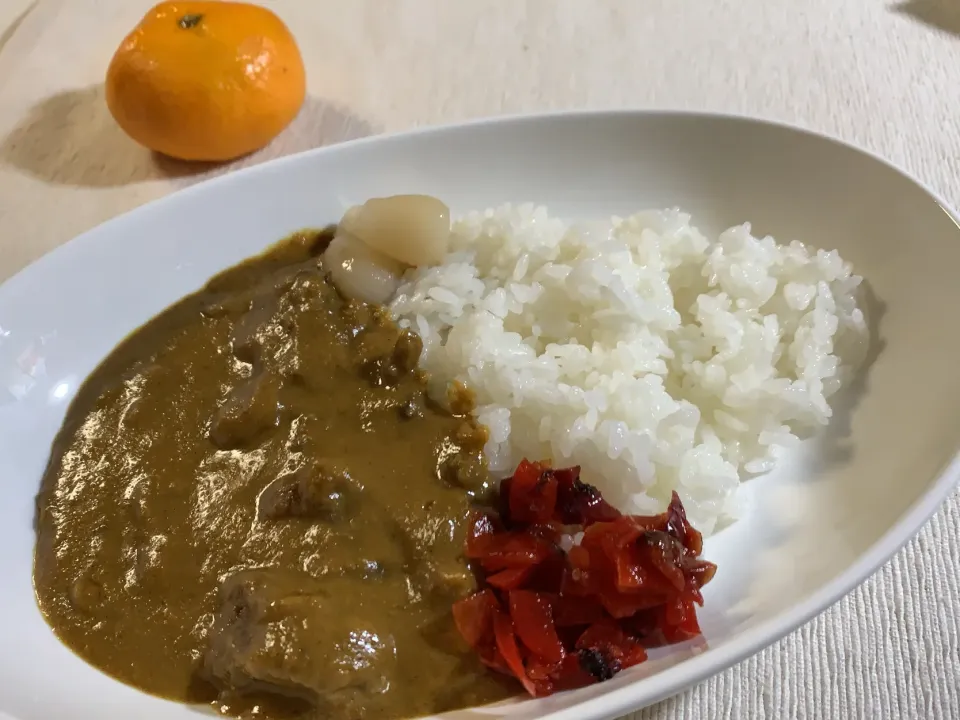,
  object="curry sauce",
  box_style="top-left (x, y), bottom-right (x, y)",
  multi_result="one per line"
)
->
top-left (33, 230), bottom-right (513, 719)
